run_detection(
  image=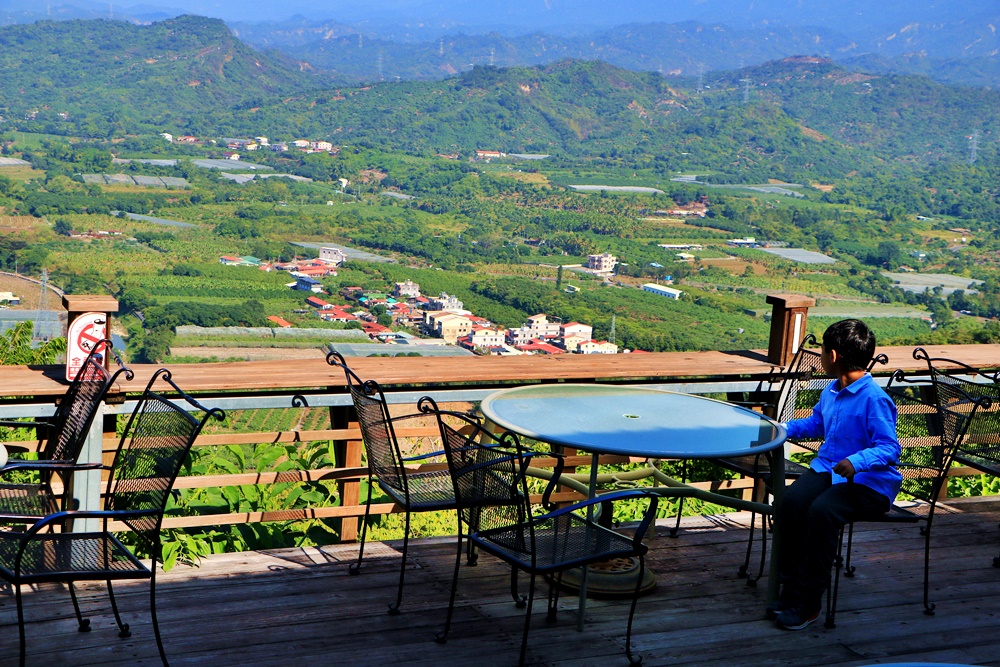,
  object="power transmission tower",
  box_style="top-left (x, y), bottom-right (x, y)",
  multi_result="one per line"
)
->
top-left (696, 63), bottom-right (706, 93)
top-left (377, 51), bottom-right (384, 81)
top-left (740, 78), bottom-right (752, 105)
top-left (609, 314), bottom-right (616, 346)
top-left (33, 268), bottom-right (48, 342)
top-left (439, 38), bottom-right (444, 57)
top-left (358, 33), bottom-right (363, 49)
top-left (489, 48), bottom-right (496, 67)
top-left (968, 130), bottom-right (979, 165)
